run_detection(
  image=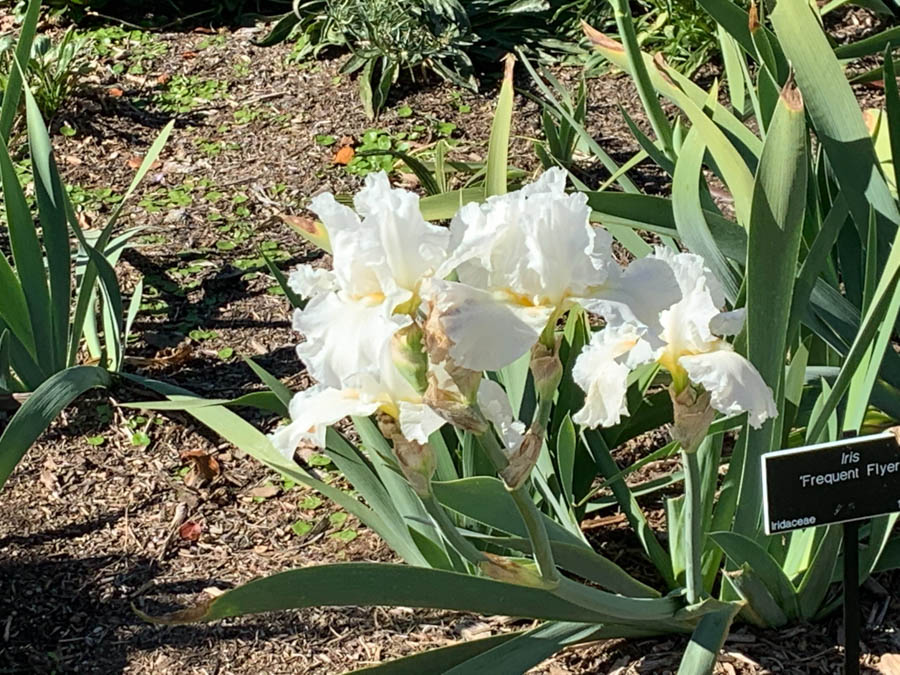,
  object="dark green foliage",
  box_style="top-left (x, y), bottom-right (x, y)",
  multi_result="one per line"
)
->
top-left (35, 0), bottom-right (293, 24)
top-left (265, 0), bottom-right (596, 118)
